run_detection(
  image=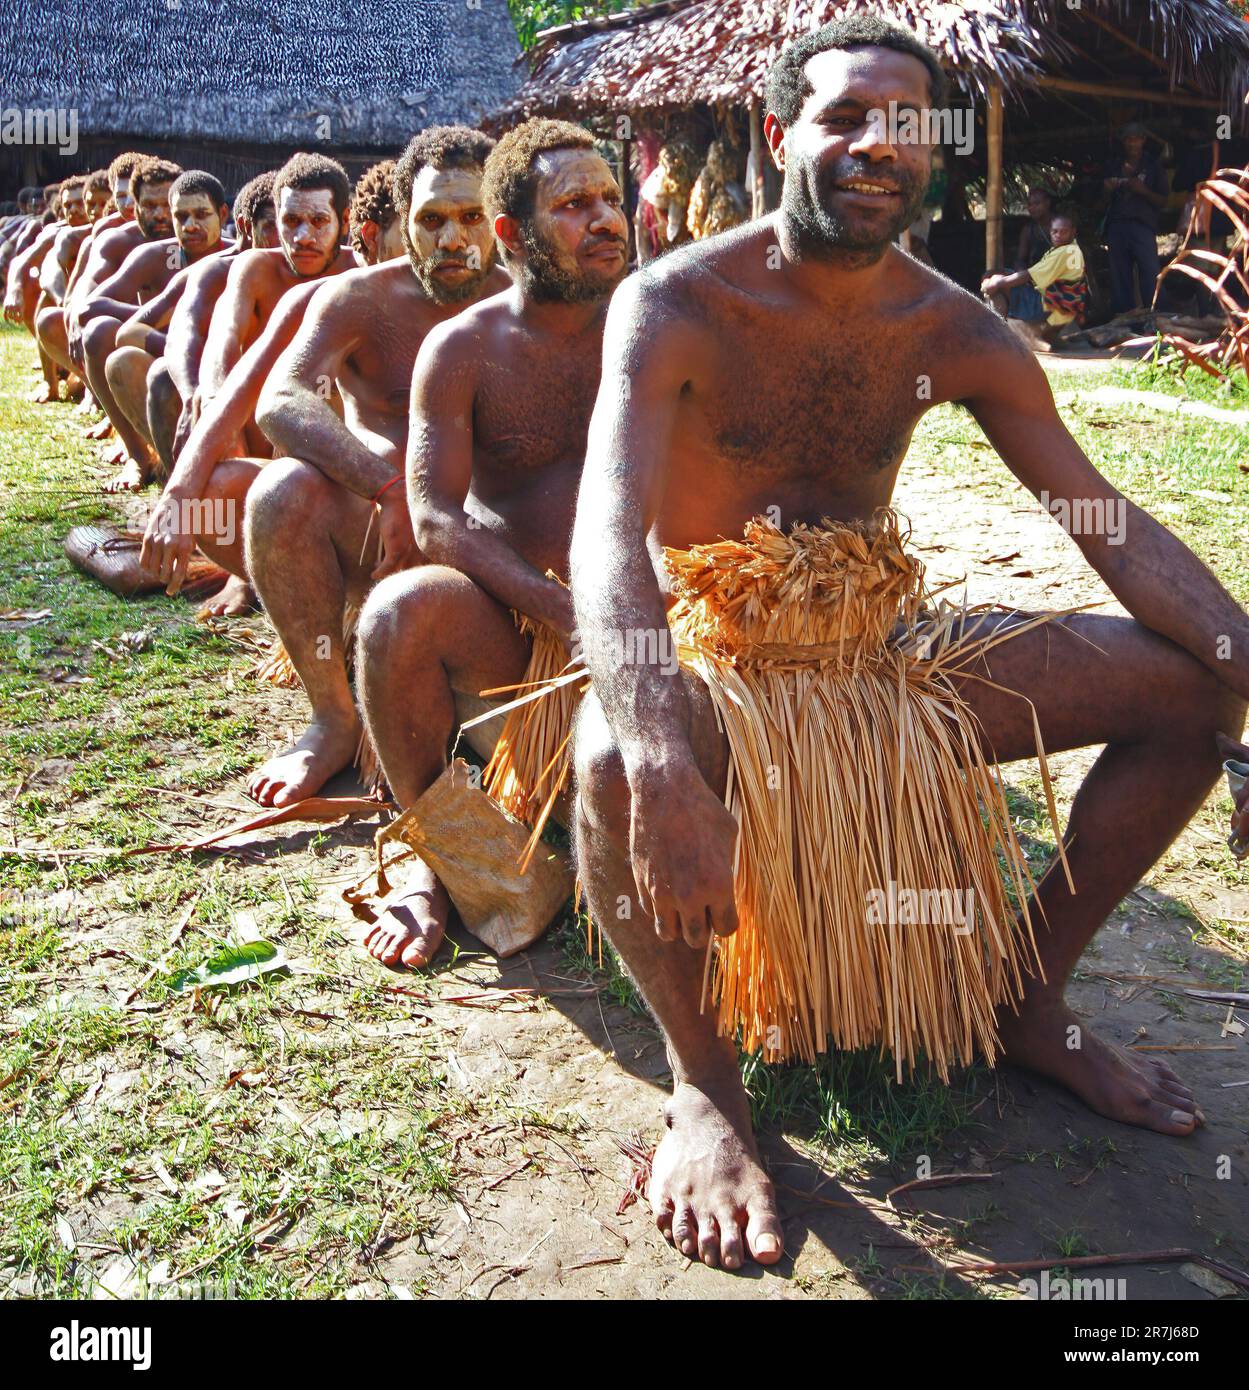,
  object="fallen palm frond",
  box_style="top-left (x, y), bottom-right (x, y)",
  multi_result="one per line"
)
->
top-left (665, 509), bottom-right (1071, 1080)
top-left (1133, 166), bottom-right (1249, 381)
top-left (478, 608), bottom-right (588, 871)
top-left (130, 794), bottom-right (390, 855)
